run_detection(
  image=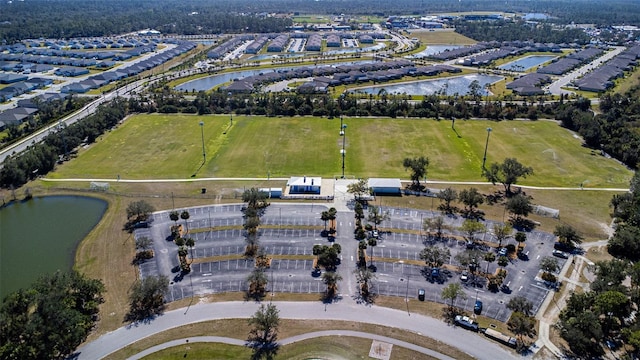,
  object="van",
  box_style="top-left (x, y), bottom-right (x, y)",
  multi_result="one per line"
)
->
top-left (418, 288), bottom-right (425, 301)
